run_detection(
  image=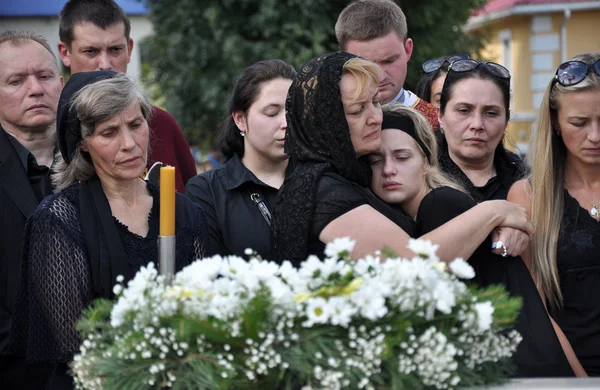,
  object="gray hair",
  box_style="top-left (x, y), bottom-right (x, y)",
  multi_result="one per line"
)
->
top-left (0, 30), bottom-right (58, 64)
top-left (52, 74), bottom-right (153, 190)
